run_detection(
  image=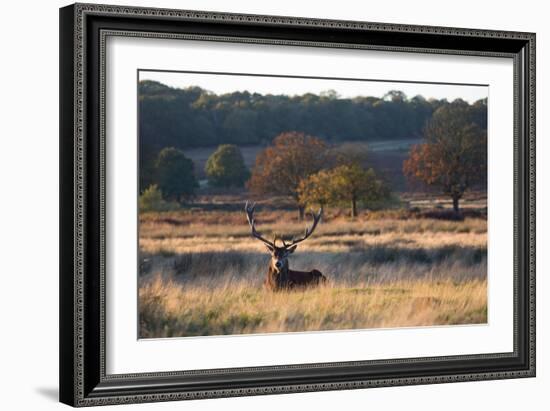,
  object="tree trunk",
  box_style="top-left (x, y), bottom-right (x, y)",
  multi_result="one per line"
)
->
top-left (298, 205), bottom-right (305, 220)
top-left (351, 198), bottom-right (357, 218)
top-left (452, 195), bottom-right (460, 216)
